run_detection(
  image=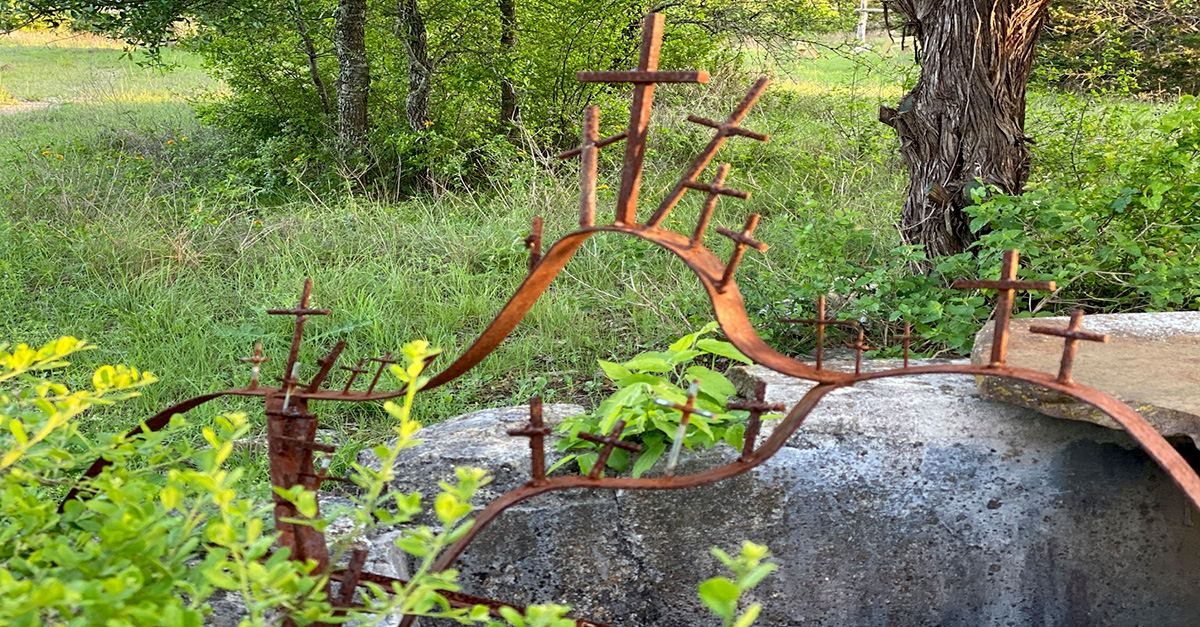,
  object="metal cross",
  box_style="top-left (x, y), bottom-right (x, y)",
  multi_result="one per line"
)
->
top-left (577, 419), bottom-right (642, 480)
top-left (844, 326), bottom-right (874, 375)
top-left (688, 163), bottom-right (730, 246)
top-left (239, 341), bottom-right (270, 389)
top-left (577, 12), bottom-right (709, 225)
top-left (654, 379), bottom-right (715, 475)
top-left (897, 322), bottom-right (913, 368)
top-left (507, 397), bottom-right (553, 484)
top-left (715, 214), bottom-right (767, 293)
top-left (556, 106), bottom-right (627, 227)
top-left (778, 295), bottom-right (859, 370)
top-left (340, 358), bottom-right (368, 394)
top-left (306, 341), bottom-right (346, 392)
top-left (952, 250), bottom-right (1055, 367)
top-left (365, 352), bottom-right (397, 395)
top-left (267, 278), bottom-right (331, 380)
top-left (646, 76), bottom-right (771, 228)
top-left (525, 216), bottom-right (543, 272)
top-left (725, 380), bottom-right (786, 460)
top-left (1029, 311), bottom-right (1109, 384)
